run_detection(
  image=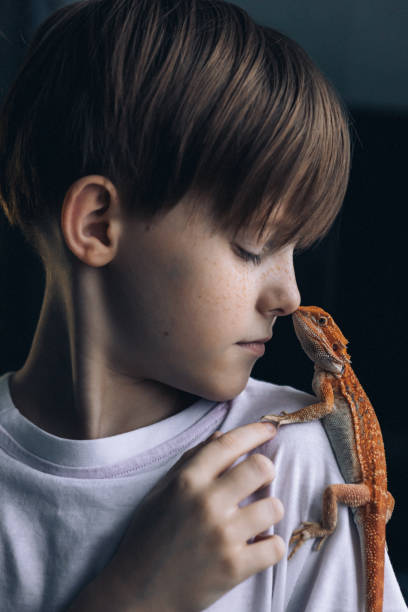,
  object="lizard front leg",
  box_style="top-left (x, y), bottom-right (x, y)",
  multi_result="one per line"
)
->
top-left (261, 375), bottom-right (335, 426)
top-left (288, 482), bottom-right (371, 559)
